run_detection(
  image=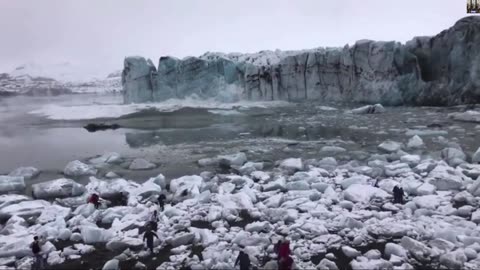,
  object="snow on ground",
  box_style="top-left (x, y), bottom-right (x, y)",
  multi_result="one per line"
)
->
top-left (2, 140), bottom-right (480, 269)
top-left (29, 97), bottom-right (291, 120)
